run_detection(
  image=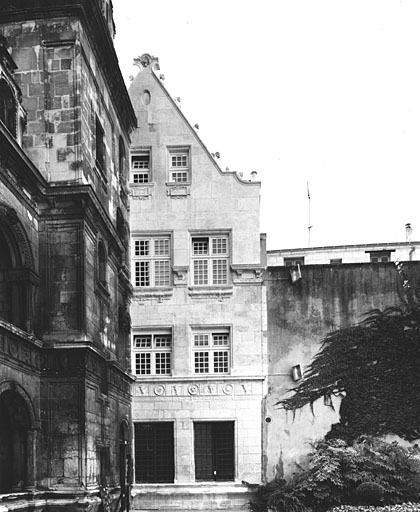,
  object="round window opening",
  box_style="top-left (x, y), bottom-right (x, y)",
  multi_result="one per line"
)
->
top-left (265, 417), bottom-right (272, 424)
top-left (142, 90), bottom-right (151, 106)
